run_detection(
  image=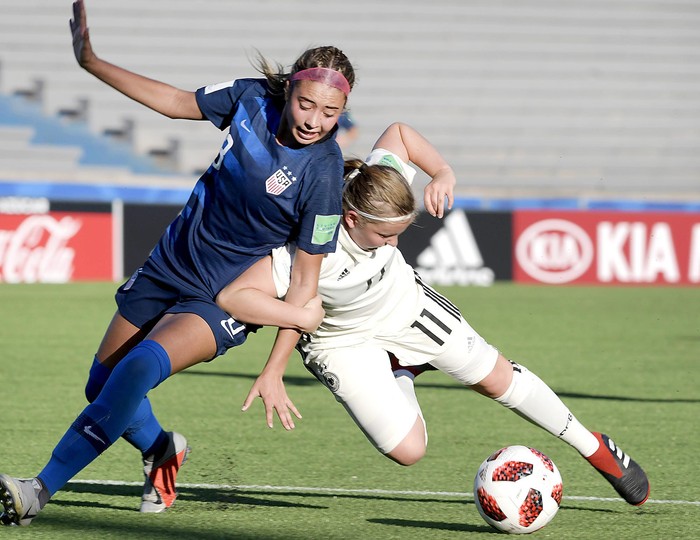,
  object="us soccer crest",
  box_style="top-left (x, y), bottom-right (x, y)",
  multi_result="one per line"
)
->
top-left (265, 167), bottom-right (295, 195)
